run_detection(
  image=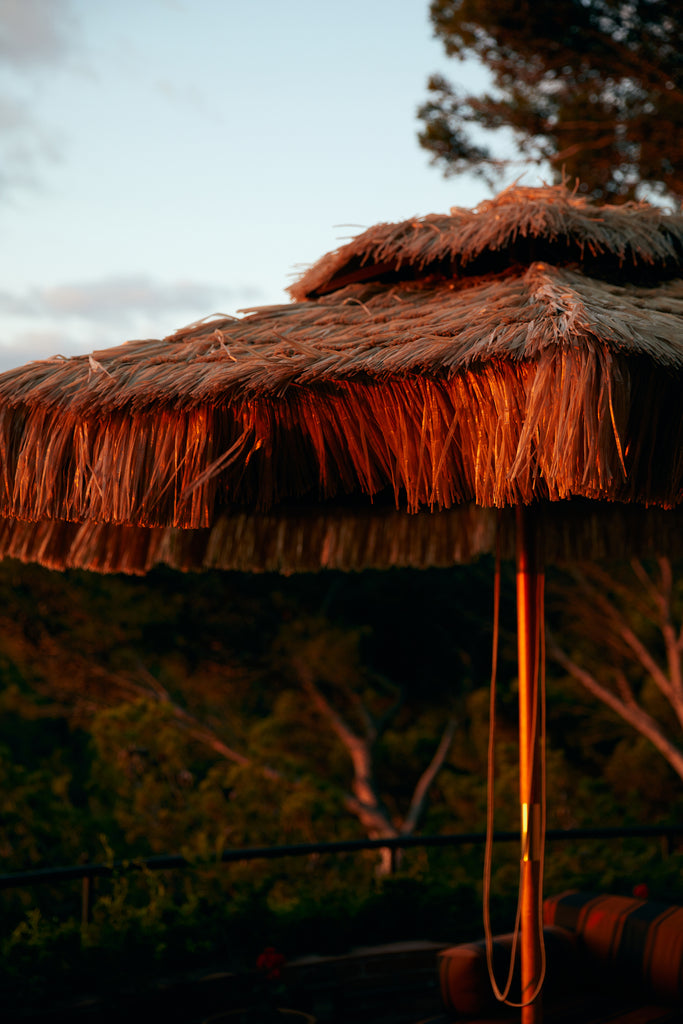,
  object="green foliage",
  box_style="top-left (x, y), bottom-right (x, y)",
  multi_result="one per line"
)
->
top-left (90, 699), bottom-right (230, 855)
top-left (1, 557), bottom-right (683, 1012)
top-left (419, 0), bottom-right (683, 202)
top-left (4, 839), bottom-right (683, 1014)
top-left (0, 743), bottom-right (80, 868)
top-left (2, 909), bottom-right (82, 1008)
